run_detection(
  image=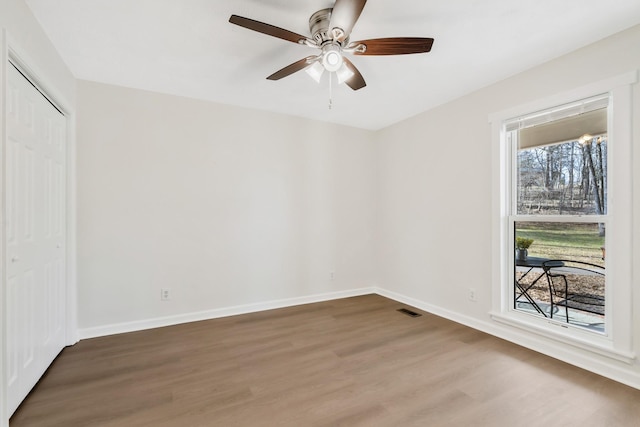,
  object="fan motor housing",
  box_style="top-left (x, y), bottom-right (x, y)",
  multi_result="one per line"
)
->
top-left (309, 8), bottom-right (349, 46)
